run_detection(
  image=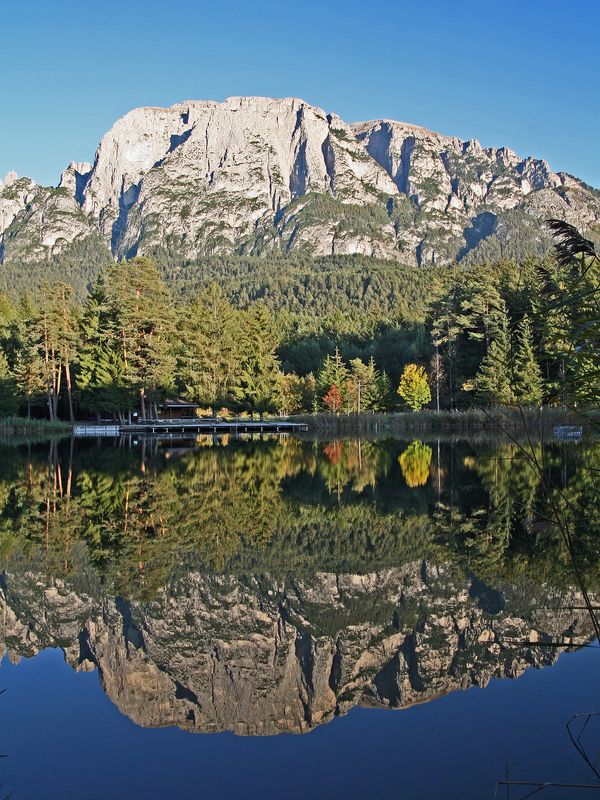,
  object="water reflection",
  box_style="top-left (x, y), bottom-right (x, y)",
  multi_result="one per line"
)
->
top-left (0, 434), bottom-right (598, 735)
